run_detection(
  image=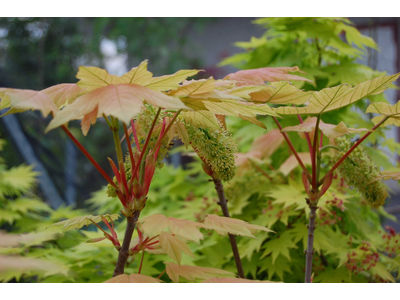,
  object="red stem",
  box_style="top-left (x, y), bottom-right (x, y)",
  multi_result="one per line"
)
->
top-left (129, 108), bottom-right (162, 188)
top-left (131, 120), bottom-right (141, 152)
top-left (123, 122), bottom-right (136, 176)
top-left (296, 114), bottom-right (314, 159)
top-left (273, 117), bottom-right (312, 182)
top-left (61, 125), bottom-right (118, 189)
top-left (138, 250), bottom-right (145, 274)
